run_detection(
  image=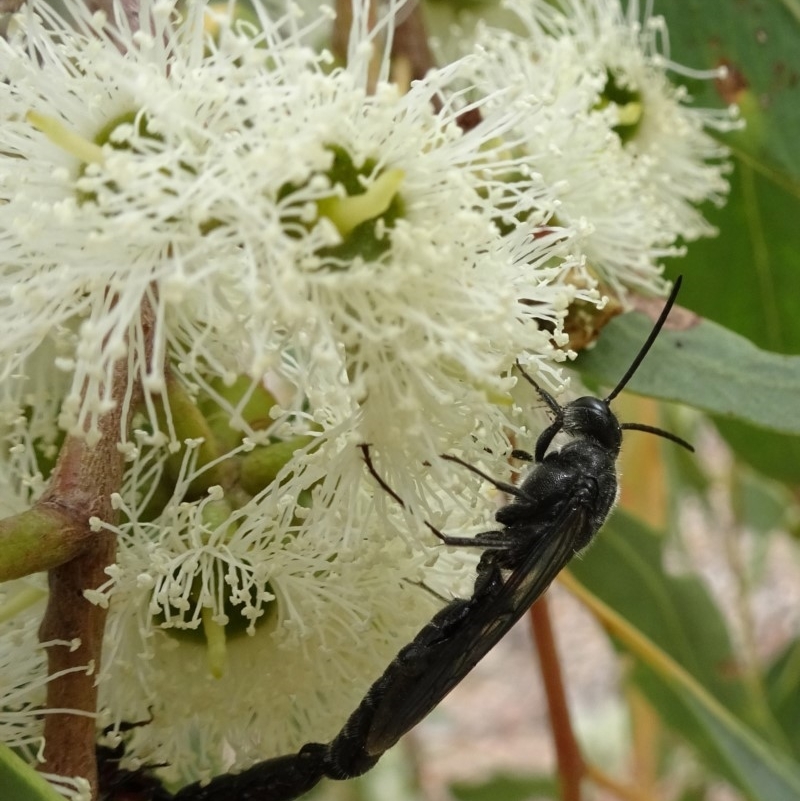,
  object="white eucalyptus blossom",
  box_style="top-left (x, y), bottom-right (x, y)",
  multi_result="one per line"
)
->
top-left (463, 28), bottom-right (676, 295)
top-left (0, 0), bottom-right (576, 452)
top-left (0, 581), bottom-right (53, 753)
top-left (498, 0), bottom-right (739, 288)
top-left (86, 428), bottom-right (487, 782)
